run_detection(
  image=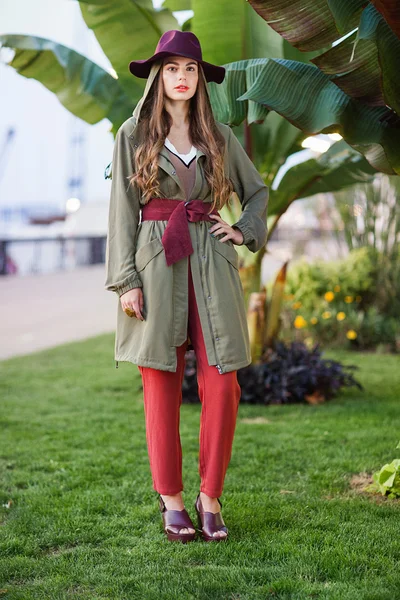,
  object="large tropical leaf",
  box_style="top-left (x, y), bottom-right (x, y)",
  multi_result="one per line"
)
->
top-left (193, 2), bottom-right (310, 177)
top-left (269, 139), bottom-right (377, 218)
top-left (219, 58), bottom-right (400, 174)
top-left (77, 0), bottom-right (178, 99)
top-left (0, 34), bottom-right (134, 133)
top-left (190, 0), bottom-right (245, 65)
top-left (225, 137), bottom-right (377, 264)
top-left (163, 0), bottom-right (352, 60)
top-left (248, 0), bottom-right (400, 117)
top-left (312, 4), bottom-right (400, 114)
top-left (251, 113), bottom-right (303, 184)
top-left (163, 0), bottom-right (191, 9)
top-left (372, 0), bottom-right (400, 39)
top-left (311, 31), bottom-right (382, 107)
top-left (191, 0), bottom-right (323, 65)
top-left (248, 0), bottom-right (365, 51)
